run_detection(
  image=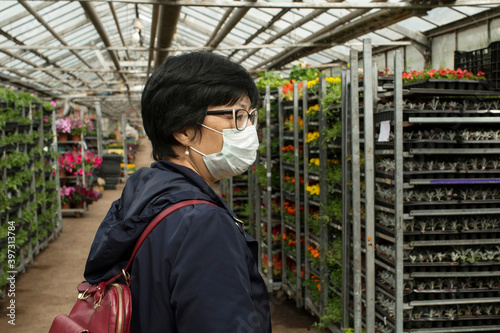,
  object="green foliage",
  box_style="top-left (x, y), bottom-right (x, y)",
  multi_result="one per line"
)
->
top-left (0, 151), bottom-right (30, 170)
top-left (322, 120), bottom-right (342, 145)
top-left (254, 164), bottom-right (267, 187)
top-left (321, 82), bottom-right (341, 110)
top-left (289, 63), bottom-right (322, 82)
top-left (327, 164), bottom-right (342, 186)
top-left (313, 296), bottom-right (342, 330)
top-left (325, 196), bottom-right (342, 222)
top-left (255, 71), bottom-right (288, 91)
top-left (303, 277), bottom-right (321, 304)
